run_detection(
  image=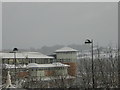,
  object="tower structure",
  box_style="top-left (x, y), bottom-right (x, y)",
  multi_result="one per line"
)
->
top-left (55, 47), bottom-right (78, 76)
